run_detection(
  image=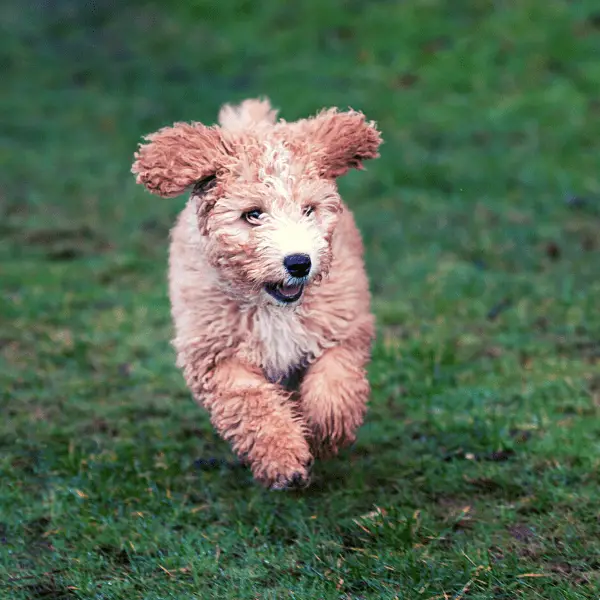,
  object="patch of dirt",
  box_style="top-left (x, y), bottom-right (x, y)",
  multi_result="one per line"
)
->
top-left (98, 544), bottom-right (131, 566)
top-left (11, 449), bottom-right (43, 475)
top-left (82, 418), bottom-right (119, 436)
top-left (140, 218), bottom-right (170, 237)
top-left (486, 297), bottom-right (513, 321)
top-left (589, 376), bottom-right (600, 407)
top-left (508, 524), bottom-right (536, 542)
top-left (557, 339), bottom-right (600, 362)
top-left (487, 545), bottom-right (506, 563)
top-left (193, 457), bottom-right (244, 471)
top-left (464, 477), bottom-right (503, 493)
top-left (515, 501), bottom-right (543, 516)
top-left (19, 225), bottom-right (111, 261)
top-left (548, 561), bottom-right (598, 586)
top-left (488, 449), bottom-right (516, 462)
top-left (509, 428), bottom-right (533, 444)
top-left (442, 448), bottom-right (515, 462)
top-left (385, 391), bottom-right (408, 418)
top-left (581, 234), bottom-right (597, 251)
top-left (433, 496), bottom-right (476, 536)
top-left (545, 241), bottom-right (561, 260)
top-left (339, 529), bottom-right (374, 552)
top-left (15, 575), bottom-right (76, 600)
top-left (462, 476), bottom-right (525, 501)
top-left (21, 517), bottom-right (58, 556)
top-left (393, 72), bottom-right (419, 89)
top-left (565, 194), bottom-right (600, 214)
top-left (483, 345), bottom-right (504, 358)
